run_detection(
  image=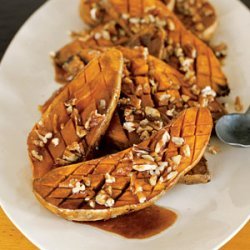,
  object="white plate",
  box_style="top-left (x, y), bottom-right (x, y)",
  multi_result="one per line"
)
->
top-left (0, 0), bottom-right (250, 249)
